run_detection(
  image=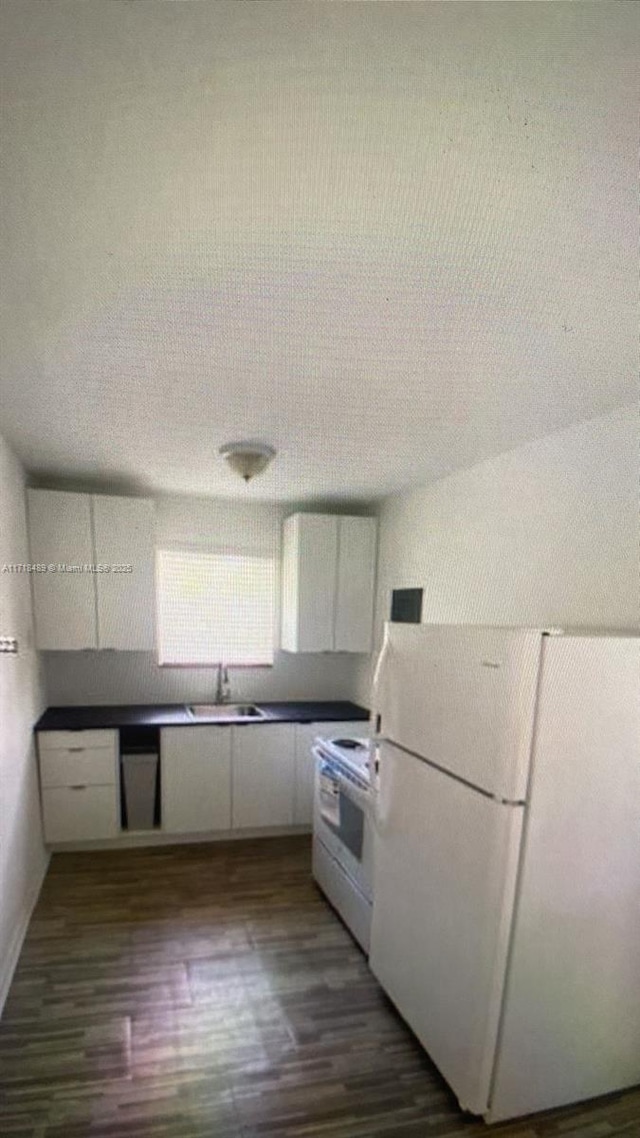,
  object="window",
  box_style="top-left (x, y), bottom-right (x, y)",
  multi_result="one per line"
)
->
top-left (156, 549), bottom-right (276, 665)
